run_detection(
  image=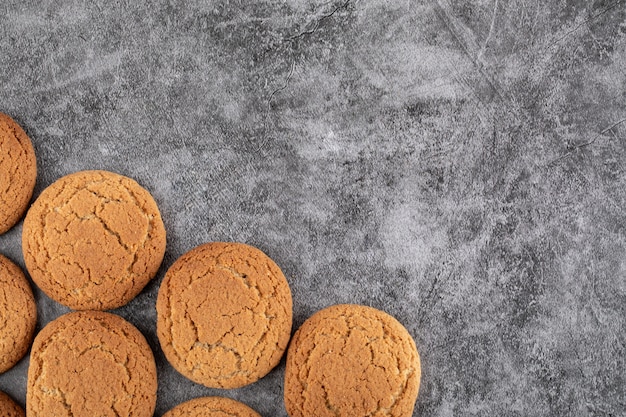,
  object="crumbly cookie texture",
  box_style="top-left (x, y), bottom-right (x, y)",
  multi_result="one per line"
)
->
top-left (163, 396), bottom-right (261, 417)
top-left (0, 112), bottom-right (37, 235)
top-left (26, 311), bottom-right (157, 417)
top-left (157, 242), bottom-right (293, 389)
top-left (0, 254), bottom-right (37, 373)
top-left (0, 391), bottom-right (25, 417)
top-left (284, 304), bottom-right (421, 417)
top-left (22, 170), bottom-right (166, 310)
